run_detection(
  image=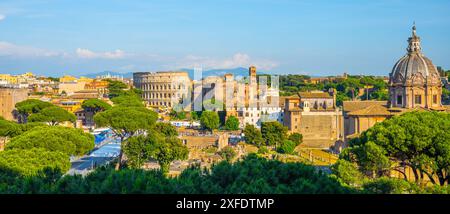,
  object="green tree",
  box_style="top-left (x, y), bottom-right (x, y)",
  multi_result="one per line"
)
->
top-left (243, 124), bottom-right (264, 147)
top-left (154, 122), bottom-right (178, 137)
top-left (190, 111), bottom-right (201, 121)
top-left (169, 110), bottom-right (186, 120)
top-left (0, 119), bottom-right (46, 137)
top-left (261, 122), bottom-right (288, 148)
top-left (81, 99), bottom-right (112, 114)
top-left (277, 140), bottom-right (296, 154)
top-left (218, 146), bottom-right (237, 162)
top-left (110, 95), bottom-right (144, 107)
top-left (341, 111), bottom-right (450, 185)
top-left (200, 111), bottom-right (219, 132)
top-left (124, 131), bottom-right (188, 175)
top-left (94, 106), bottom-right (158, 169)
top-left (331, 159), bottom-right (365, 187)
top-left (224, 116), bottom-right (240, 131)
top-left (6, 126), bottom-right (95, 156)
top-left (28, 106), bottom-right (76, 126)
top-left (123, 135), bottom-right (158, 169)
top-left (152, 136), bottom-right (189, 175)
top-left (107, 80), bottom-right (128, 98)
top-left (15, 99), bottom-right (55, 123)
top-left (288, 133), bottom-right (303, 146)
top-left (0, 148), bottom-right (70, 177)
top-left (15, 99), bottom-right (54, 115)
